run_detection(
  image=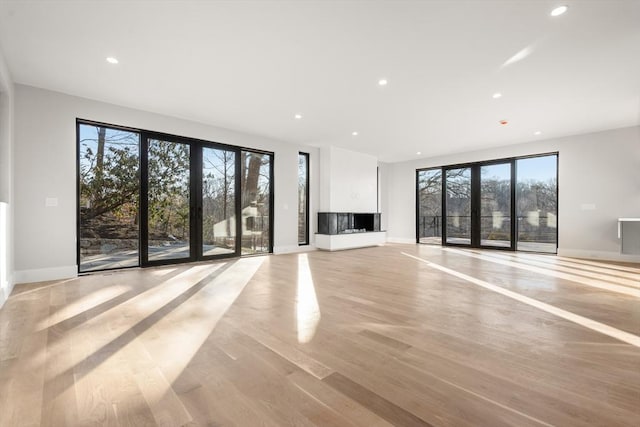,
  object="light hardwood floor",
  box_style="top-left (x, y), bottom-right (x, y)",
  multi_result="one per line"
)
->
top-left (1, 244), bottom-right (639, 426)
